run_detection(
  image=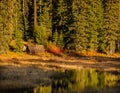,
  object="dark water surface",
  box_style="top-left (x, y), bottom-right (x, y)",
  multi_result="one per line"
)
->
top-left (0, 69), bottom-right (120, 93)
